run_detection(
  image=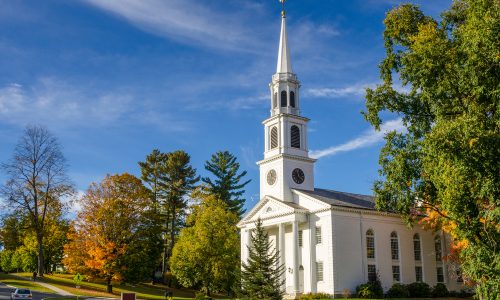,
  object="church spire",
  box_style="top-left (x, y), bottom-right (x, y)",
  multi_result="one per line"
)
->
top-left (276, 4), bottom-right (292, 74)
